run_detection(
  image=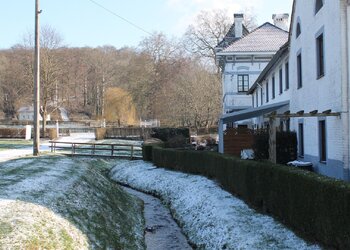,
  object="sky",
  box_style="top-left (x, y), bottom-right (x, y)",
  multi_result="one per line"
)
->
top-left (0, 0), bottom-right (293, 49)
